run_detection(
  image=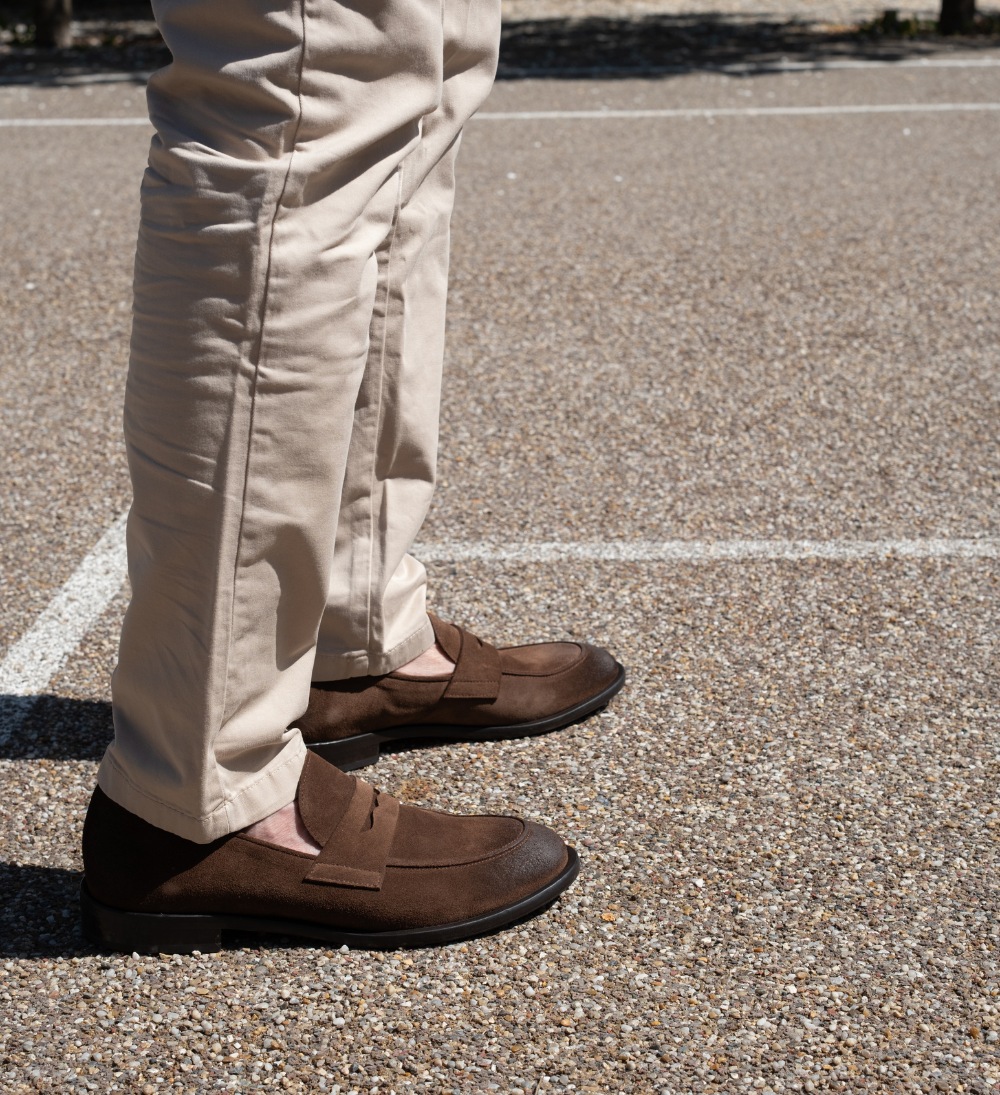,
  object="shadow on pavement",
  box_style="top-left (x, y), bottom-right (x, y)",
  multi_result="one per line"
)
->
top-left (0, 862), bottom-right (85, 956)
top-left (1, 4), bottom-right (998, 84)
top-left (0, 695), bottom-right (112, 761)
top-left (497, 14), bottom-right (1000, 78)
top-left (0, 860), bottom-right (563, 957)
